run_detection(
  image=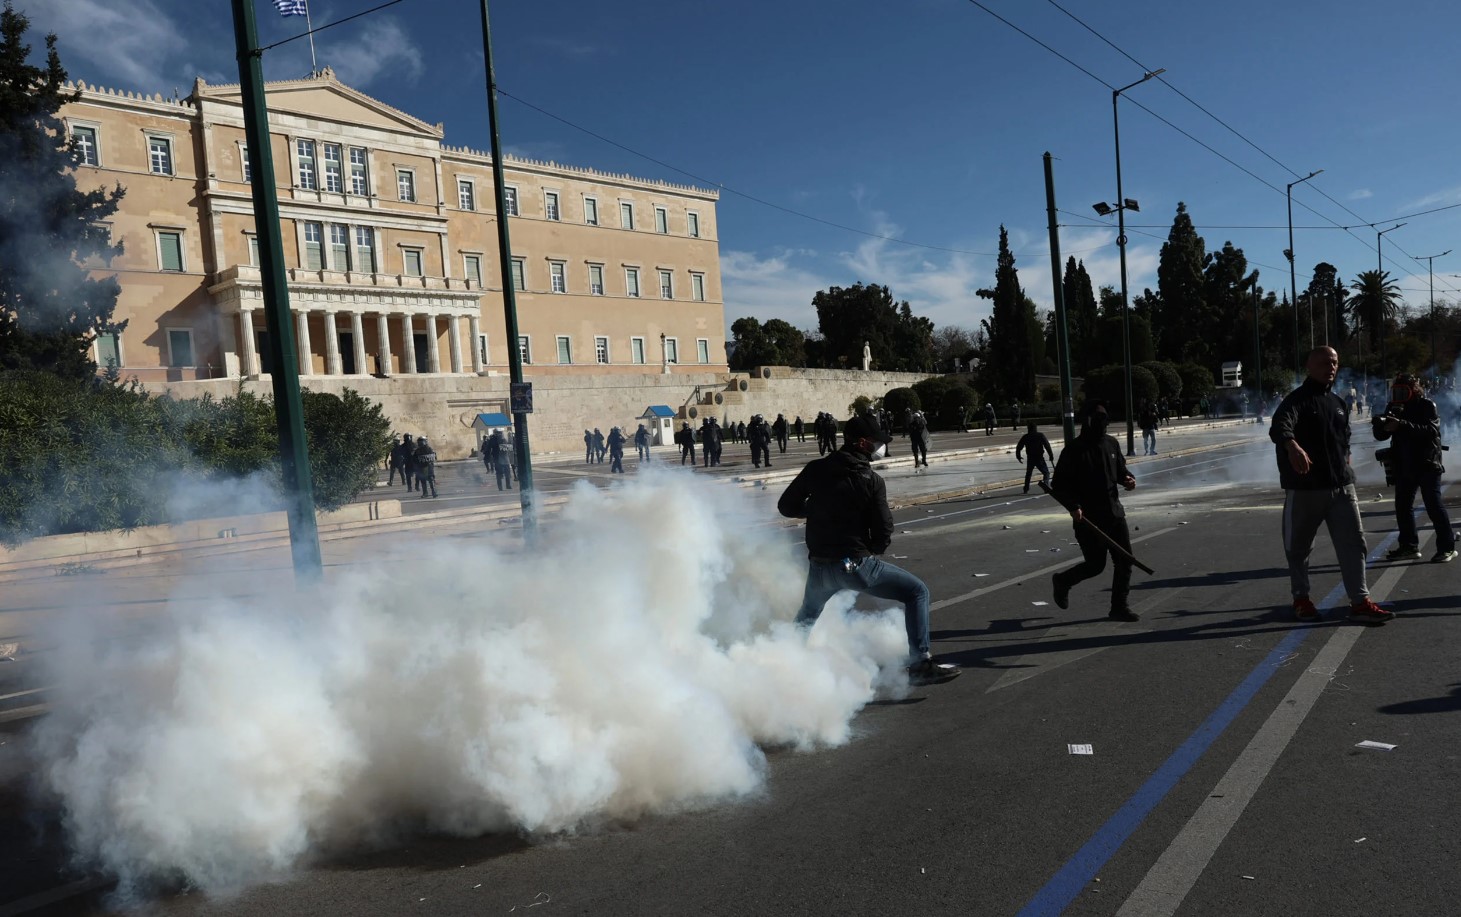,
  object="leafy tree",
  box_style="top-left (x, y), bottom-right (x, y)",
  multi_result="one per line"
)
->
top-left (1301, 263), bottom-right (1349, 353)
top-left (301, 388), bottom-right (392, 510)
top-left (1093, 313), bottom-right (1155, 366)
top-left (1201, 241), bottom-right (1258, 370)
top-left (812, 282), bottom-right (932, 371)
top-left (1176, 362), bottom-right (1215, 402)
top-left (1081, 364), bottom-right (1157, 417)
top-left (911, 376), bottom-right (952, 419)
top-left (932, 325), bottom-right (978, 372)
top-left (1156, 202), bottom-right (1208, 363)
top-left (728, 317), bottom-right (805, 370)
top-left (1140, 361), bottom-right (1183, 399)
top-left (882, 386), bottom-right (920, 421)
top-left (1061, 257), bottom-right (1100, 375)
top-left (938, 382), bottom-right (979, 431)
top-left (1349, 270), bottom-right (1402, 355)
top-left (0, 2), bottom-right (126, 379)
top-left (976, 226), bottom-right (1035, 401)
